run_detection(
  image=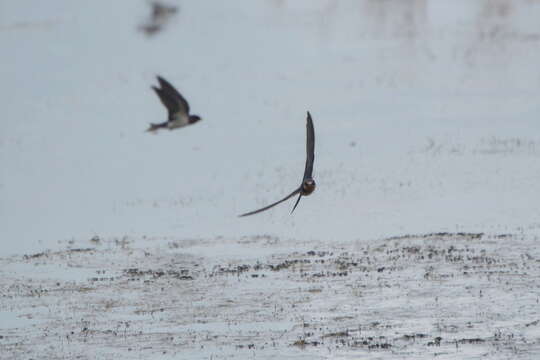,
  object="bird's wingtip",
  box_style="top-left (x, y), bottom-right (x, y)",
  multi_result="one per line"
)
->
top-left (155, 75), bottom-right (167, 84)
